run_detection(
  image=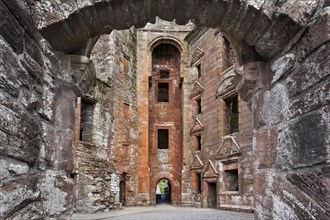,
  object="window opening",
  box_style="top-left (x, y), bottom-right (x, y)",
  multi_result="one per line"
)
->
top-left (158, 83), bottom-right (169, 102)
top-left (158, 129), bottom-right (169, 149)
top-left (196, 63), bottom-right (202, 78)
top-left (197, 135), bottom-right (201, 151)
top-left (196, 98), bottom-right (202, 114)
top-left (225, 169), bottom-right (239, 191)
top-left (196, 172), bottom-right (202, 193)
top-left (80, 101), bottom-right (94, 142)
top-left (225, 95), bottom-right (239, 134)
